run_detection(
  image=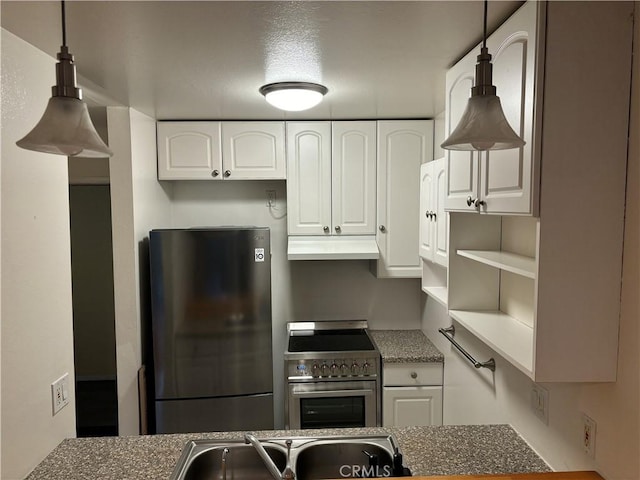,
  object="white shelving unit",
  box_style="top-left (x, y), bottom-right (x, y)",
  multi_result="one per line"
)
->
top-left (456, 250), bottom-right (536, 279)
top-left (421, 285), bottom-right (448, 308)
top-left (448, 309), bottom-right (534, 376)
top-left (442, 1), bottom-right (631, 383)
